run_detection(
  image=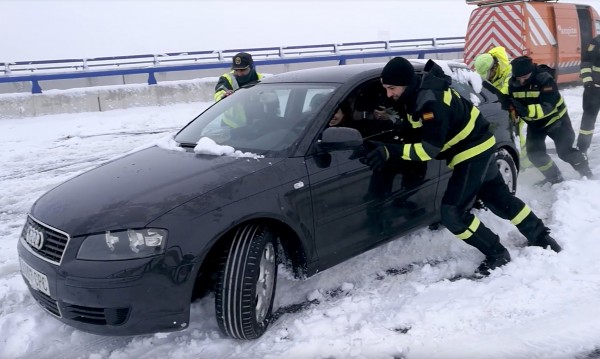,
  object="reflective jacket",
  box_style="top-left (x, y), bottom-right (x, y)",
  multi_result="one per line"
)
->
top-left (581, 35), bottom-right (600, 87)
top-left (213, 70), bottom-right (263, 128)
top-left (214, 70), bottom-right (263, 102)
top-left (488, 46), bottom-right (512, 94)
top-left (508, 66), bottom-right (567, 130)
top-left (390, 60), bottom-right (496, 169)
